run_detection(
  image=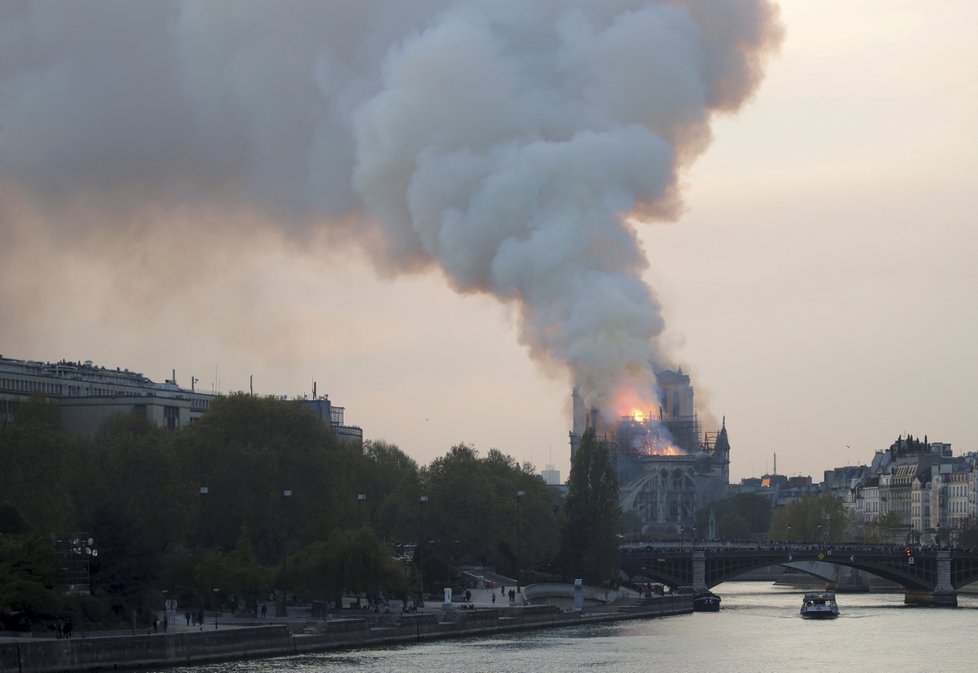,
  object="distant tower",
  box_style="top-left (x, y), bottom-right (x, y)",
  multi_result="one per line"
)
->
top-left (657, 367), bottom-right (694, 418)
